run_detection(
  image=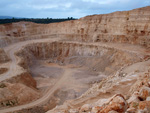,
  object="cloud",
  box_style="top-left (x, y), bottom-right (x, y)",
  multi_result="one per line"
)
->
top-left (0, 0), bottom-right (149, 18)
